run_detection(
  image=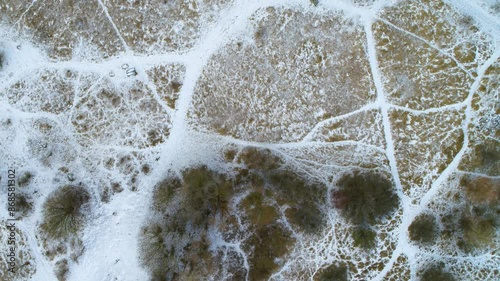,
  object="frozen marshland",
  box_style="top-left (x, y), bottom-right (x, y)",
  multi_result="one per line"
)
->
top-left (0, 0), bottom-right (499, 280)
